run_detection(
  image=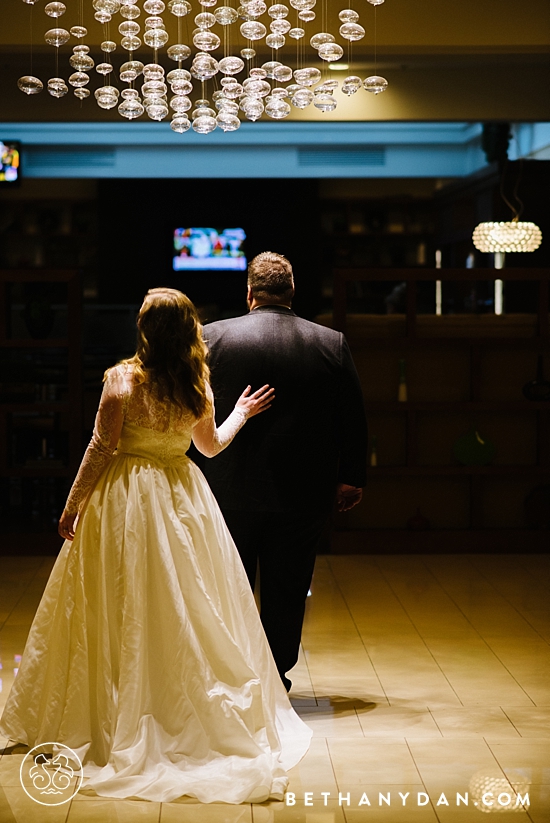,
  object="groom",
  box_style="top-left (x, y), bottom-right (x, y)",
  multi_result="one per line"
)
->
top-left (203, 252), bottom-right (367, 691)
